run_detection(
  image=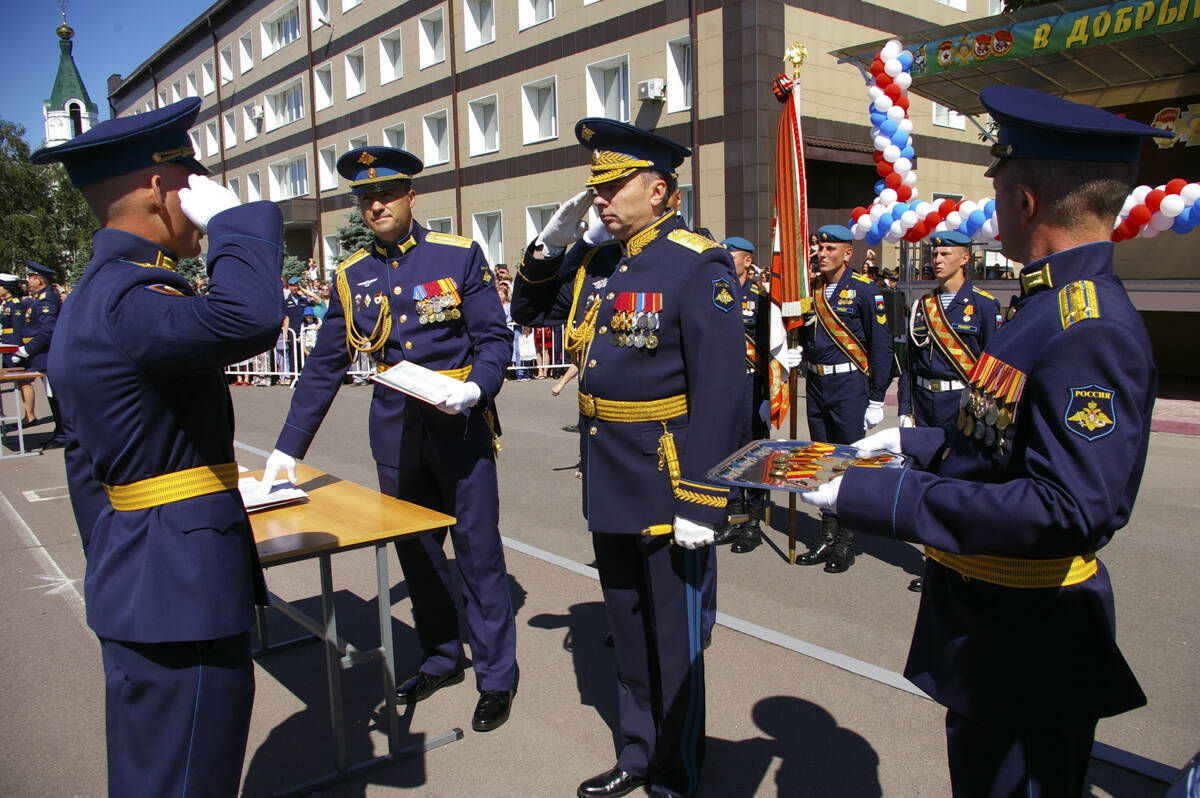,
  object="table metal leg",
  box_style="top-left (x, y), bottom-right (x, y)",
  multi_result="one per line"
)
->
top-left (318, 552), bottom-right (348, 770)
top-left (0, 380), bottom-right (39, 460)
top-left (375, 542), bottom-right (402, 755)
